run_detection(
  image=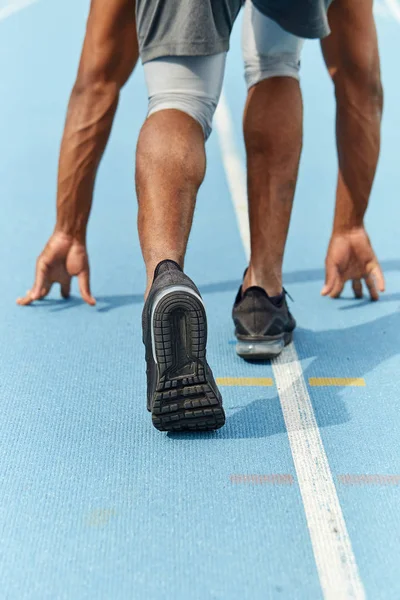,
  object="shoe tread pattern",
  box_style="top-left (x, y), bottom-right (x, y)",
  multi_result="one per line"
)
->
top-left (151, 291), bottom-right (225, 432)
